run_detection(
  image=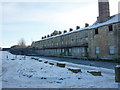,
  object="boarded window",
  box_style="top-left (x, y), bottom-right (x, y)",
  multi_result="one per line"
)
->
top-left (87, 48), bottom-right (89, 53)
top-left (109, 46), bottom-right (115, 54)
top-left (62, 49), bottom-right (64, 53)
top-left (109, 25), bottom-right (113, 31)
top-left (62, 42), bottom-right (63, 45)
top-left (82, 48), bottom-right (85, 56)
top-left (69, 49), bottom-right (72, 53)
top-left (95, 29), bottom-right (98, 34)
top-left (78, 48), bottom-right (81, 53)
top-left (77, 48), bottom-right (80, 53)
top-left (95, 46), bottom-right (99, 54)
